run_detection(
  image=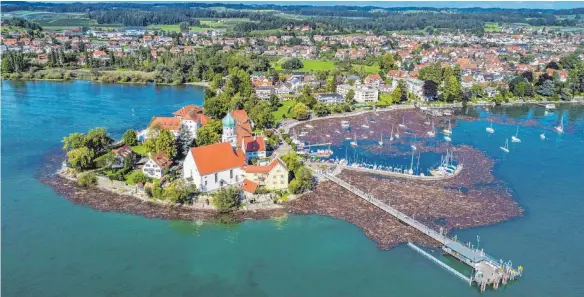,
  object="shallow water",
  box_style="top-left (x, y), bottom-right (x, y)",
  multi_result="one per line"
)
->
top-left (2, 81), bottom-right (584, 297)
